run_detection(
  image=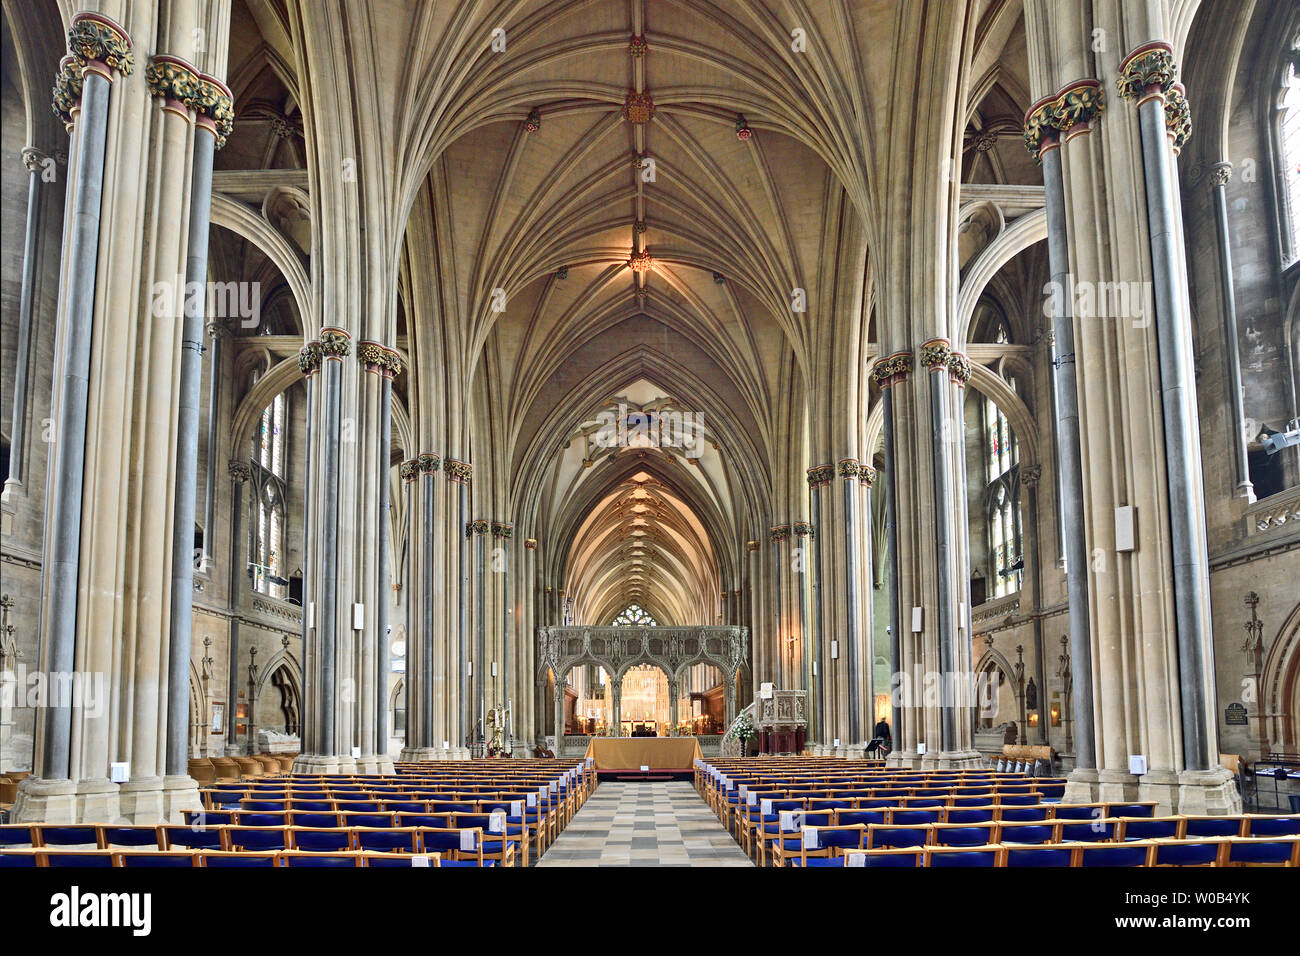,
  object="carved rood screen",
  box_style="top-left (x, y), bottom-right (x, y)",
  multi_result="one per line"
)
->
top-left (536, 625), bottom-right (749, 683)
